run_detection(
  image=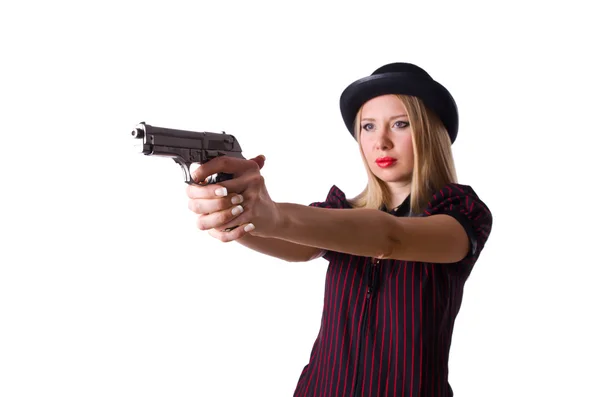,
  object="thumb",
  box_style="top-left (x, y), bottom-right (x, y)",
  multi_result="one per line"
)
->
top-left (249, 154), bottom-right (266, 170)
